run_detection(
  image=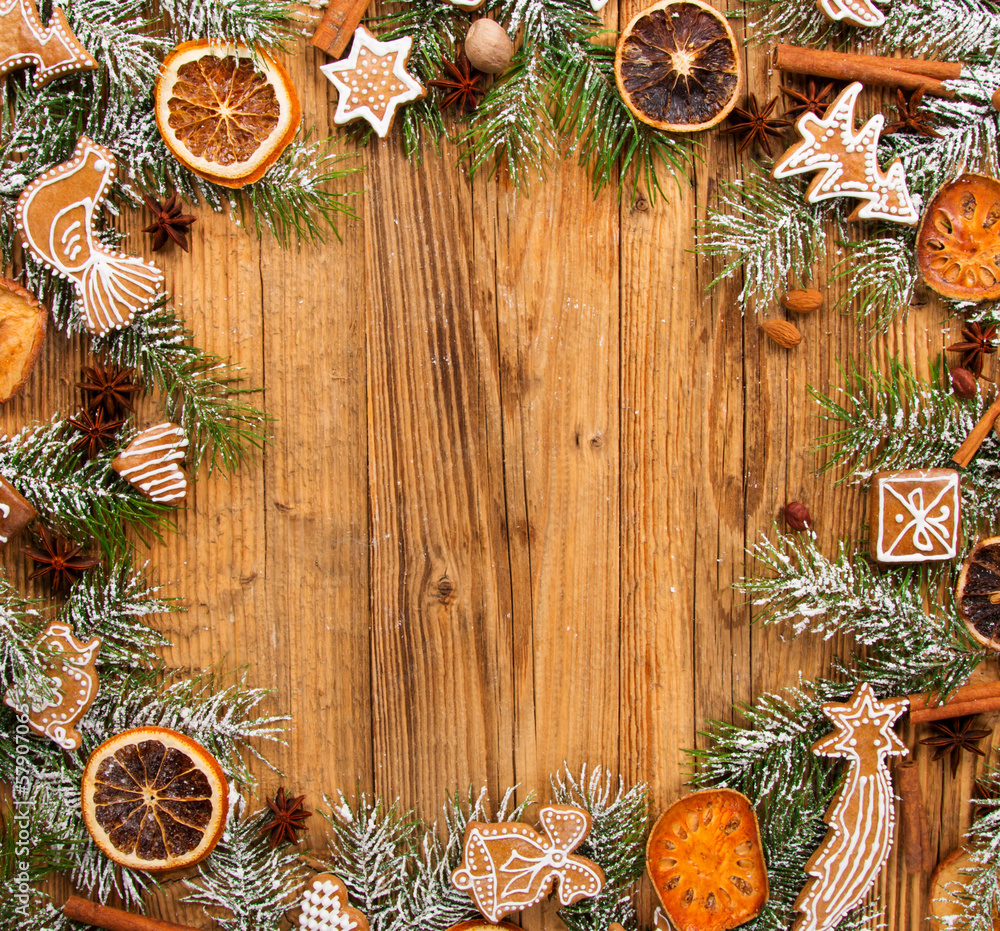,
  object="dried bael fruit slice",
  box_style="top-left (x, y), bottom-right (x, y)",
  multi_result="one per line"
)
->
top-left (956, 536), bottom-right (1000, 650)
top-left (154, 40), bottom-right (301, 188)
top-left (81, 726), bottom-right (228, 871)
top-left (916, 174), bottom-right (1000, 302)
top-left (0, 276), bottom-right (46, 402)
top-left (647, 789), bottom-right (768, 931)
top-left (615, 0), bottom-right (741, 132)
